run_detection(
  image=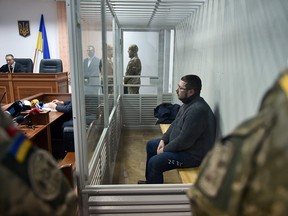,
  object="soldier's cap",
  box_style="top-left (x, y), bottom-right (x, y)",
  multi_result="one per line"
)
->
top-left (129, 44), bottom-right (138, 53)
